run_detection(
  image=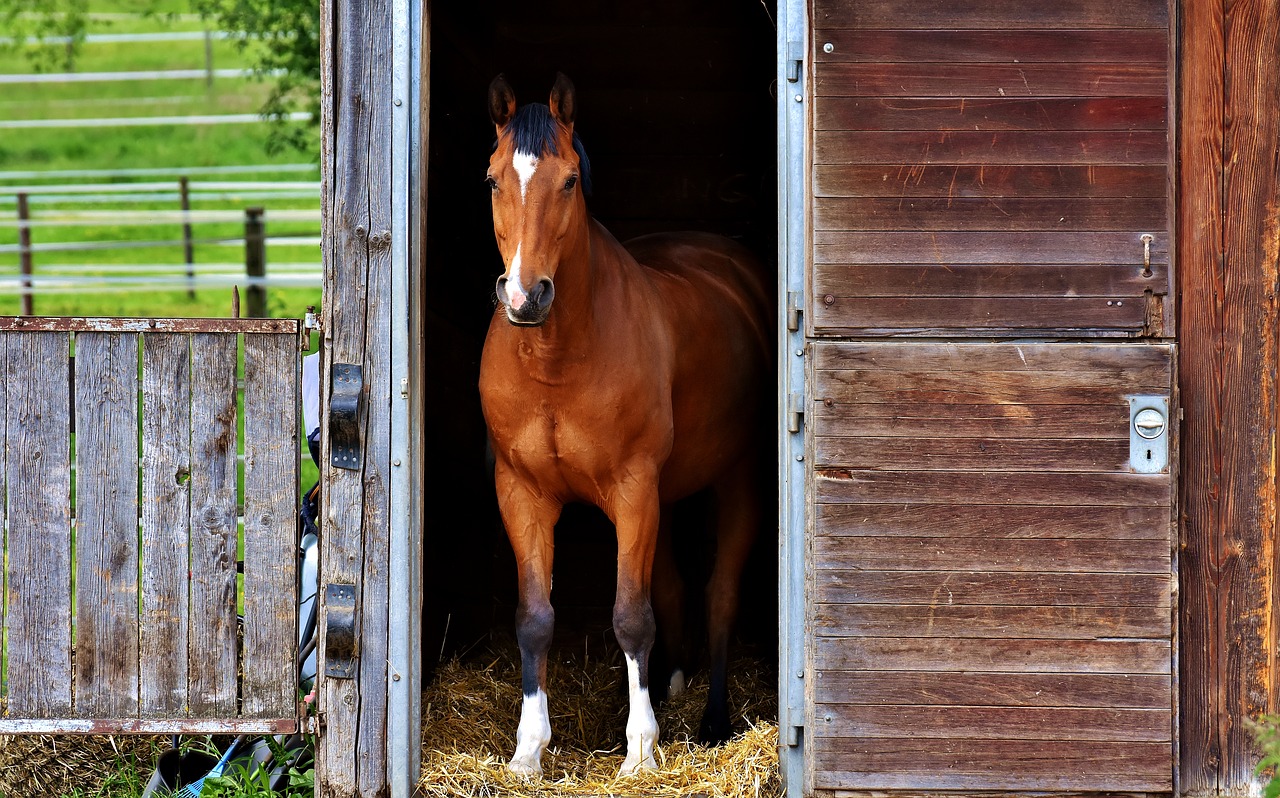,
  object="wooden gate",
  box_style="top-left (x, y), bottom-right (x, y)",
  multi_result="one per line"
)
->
top-left (780, 0), bottom-right (1178, 793)
top-left (0, 317), bottom-right (301, 734)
